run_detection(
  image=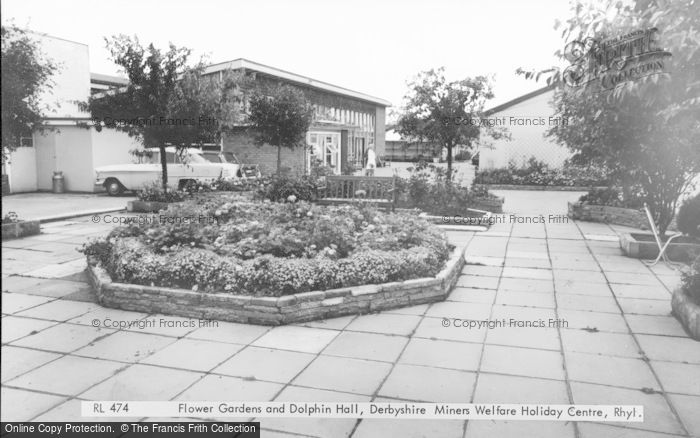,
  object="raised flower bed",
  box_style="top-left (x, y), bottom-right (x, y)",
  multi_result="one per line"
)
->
top-left (84, 197), bottom-right (463, 324)
top-left (671, 256), bottom-right (700, 340)
top-left (2, 212), bottom-right (40, 240)
top-left (568, 202), bottom-right (648, 229)
top-left (619, 233), bottom-right (700, 262)
top-left (620, 194), bottom-right (700, 262)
